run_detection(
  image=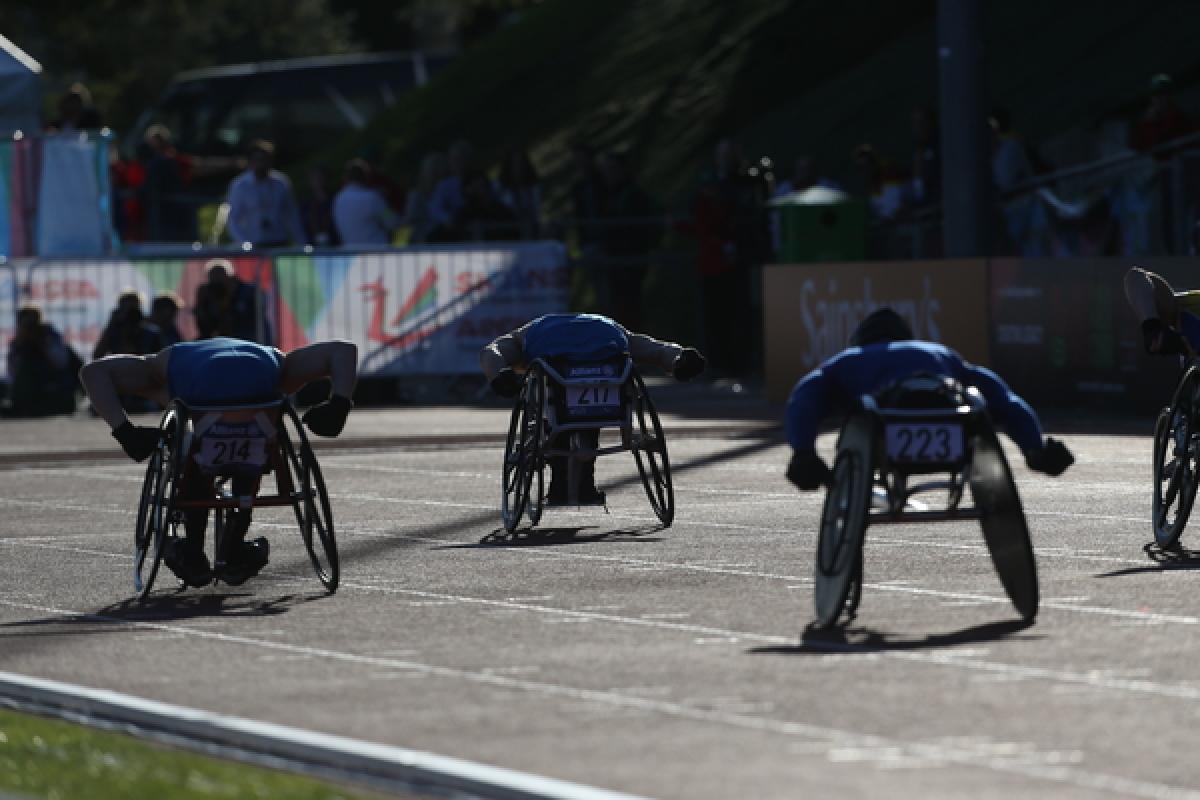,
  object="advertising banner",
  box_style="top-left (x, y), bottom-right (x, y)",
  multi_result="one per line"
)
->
top-left (763, 260), bottom-right (990, 403)
top-left (4, 243), bottom-right (567, 382)
top-left (989, 257), bottom-right (1187, 413)
top-left (273, 242), bottom-right (568, 375)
